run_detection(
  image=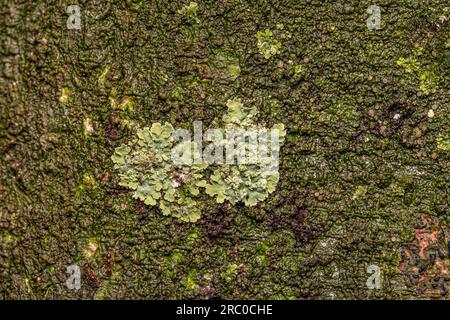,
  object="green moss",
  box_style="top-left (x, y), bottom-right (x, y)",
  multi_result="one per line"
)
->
top-left (221, 263), bottom-right (239, 282)
top-left (397, 47), bottom-right (441, 94)
top-left (183, 269), bottom-right (199, 292)
top-left (94, 270), bottom-right (122, 300)
top-left (186, 228), bottom-right (201, 246)
top-left (255, 241), bottom-right (270, 265)
top-left (319, 100), bottom-right (360, 128)
top-left (418, 69), bottom-right (439, 94)
top-left (389, 183), bottom-right (405, 197)
top-left (163, 251), bottom-right (183, 279)
top-left (1, 230), bottom-right (19, 247)
top-left (98, 65), bottom-right (110, 85)
top-left (75, 172), bottom-right (97, 198)
top-left (171, 251), bottom-right (183, 264)
top-left (209, 49), bottom-right (240, 80)
top-left (396, 47), bottom-right (422, 73)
